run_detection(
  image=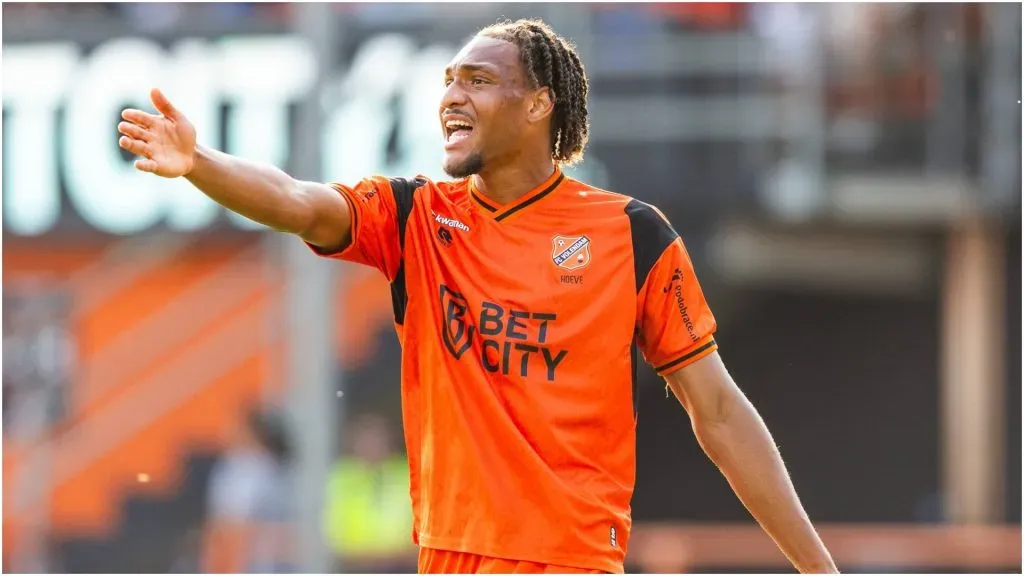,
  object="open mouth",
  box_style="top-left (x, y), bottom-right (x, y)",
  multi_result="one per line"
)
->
top-left (444, 118), bottom-right (474, 145)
